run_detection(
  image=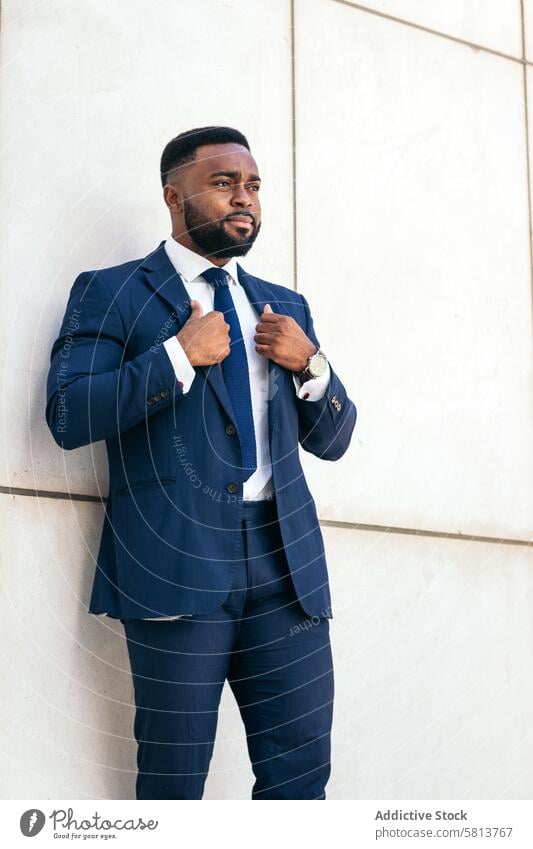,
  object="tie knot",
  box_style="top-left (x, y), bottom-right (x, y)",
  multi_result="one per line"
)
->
top-left (202, 266), bottom-right (231, 289)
